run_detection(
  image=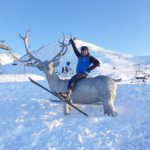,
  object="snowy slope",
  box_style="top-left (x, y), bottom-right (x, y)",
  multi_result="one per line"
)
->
top-left (0, 52), bottom-right (20, 65)
top-left (0, 75), bottom-right (150, 150)
top-left (29, 39), bottom-right (150, 84)
top-left (4, 39), bottom-right (150, 84)
top-left (0, 39), bottom-right (150, 149)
